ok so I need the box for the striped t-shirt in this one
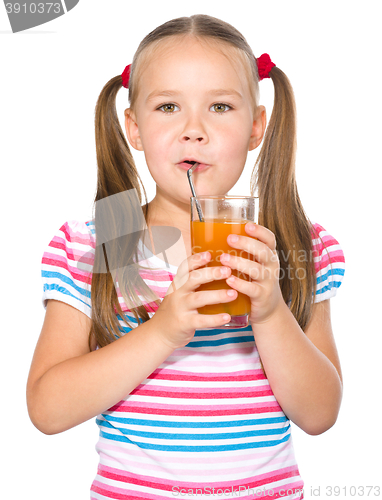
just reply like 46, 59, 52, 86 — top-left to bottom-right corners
41, 220, 345, 500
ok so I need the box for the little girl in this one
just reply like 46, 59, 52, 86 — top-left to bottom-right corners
28, 14, 345, 500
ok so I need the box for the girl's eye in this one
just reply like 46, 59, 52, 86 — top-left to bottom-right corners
211, 103, 231, 113
158, 103, 179, 113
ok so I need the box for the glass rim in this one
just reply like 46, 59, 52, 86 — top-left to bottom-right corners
190, 195, 258, 200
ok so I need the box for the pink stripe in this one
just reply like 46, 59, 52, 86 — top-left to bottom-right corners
312, 222, 327, 237
312, 224, 342, 246
42, 255, 92, 284
115, 301, 160, 315
139, 270, 175, 281
151, 368, 264, 377
113, 284, 160, 311
315, 253, 345, 273
48, 236, 91, 259
315, 235, 338, 247
43, 249, 94, 270
129, 385, 273, 399
97, 463, 300, 490
107, 400, 282, 416
317, 254, 345, 266
142, 285, 167, 295
316, 250, 345, 262
132, 383, 271, 394
91, 480, 165, 500
61, 222, 95, 247
50, 234, 94, 253
311, 225, 345, 270
263, 482, 304, 499
148, 368, 266, 382
91, 481, 304, 500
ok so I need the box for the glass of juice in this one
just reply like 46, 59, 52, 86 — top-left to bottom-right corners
190, 196, 257, 329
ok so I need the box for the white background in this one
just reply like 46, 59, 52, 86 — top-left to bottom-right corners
1, 1, 381, 498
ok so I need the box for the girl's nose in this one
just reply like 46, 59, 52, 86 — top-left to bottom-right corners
179, 116, 209, 144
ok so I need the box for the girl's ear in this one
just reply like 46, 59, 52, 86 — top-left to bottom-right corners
249, 105, 267, 151
124, 109, 143, 151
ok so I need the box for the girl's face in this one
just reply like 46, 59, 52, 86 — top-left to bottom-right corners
125, 37, 266, 206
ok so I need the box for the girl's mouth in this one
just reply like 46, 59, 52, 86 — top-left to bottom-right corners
178, 160, 209, 171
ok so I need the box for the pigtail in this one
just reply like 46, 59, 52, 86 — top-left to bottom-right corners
251, 67, 316, 331
89, 76, 161, 349
94, 76, 142, 201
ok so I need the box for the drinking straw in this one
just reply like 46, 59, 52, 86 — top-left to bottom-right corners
187, 163, 205, 222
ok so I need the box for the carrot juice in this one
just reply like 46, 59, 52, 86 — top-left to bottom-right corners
191, 219, 255, 316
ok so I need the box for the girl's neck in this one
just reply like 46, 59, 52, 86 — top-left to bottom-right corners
145, 194, 190, 235
143, 194, 192, 264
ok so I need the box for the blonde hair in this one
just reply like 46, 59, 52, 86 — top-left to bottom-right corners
90, 14, 316, 349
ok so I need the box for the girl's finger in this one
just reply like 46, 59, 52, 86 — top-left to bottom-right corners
220, 255, 268, 281
168, 252, 211, 294
244, 223, 277, 252
192, 287, 238, 309
176, 251, 211, 282
226, 232, 276, 266
226, 274, 262, 300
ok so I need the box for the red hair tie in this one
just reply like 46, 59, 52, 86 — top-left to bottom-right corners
256, 53, 276, 81
121, 54, 275, 88
121, 64, 131, 88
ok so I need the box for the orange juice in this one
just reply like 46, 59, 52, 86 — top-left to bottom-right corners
191, 219, 254, 316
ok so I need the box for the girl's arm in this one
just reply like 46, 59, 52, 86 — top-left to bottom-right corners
221, 223, 343, 435
251, 298, 343, 435
28, 250, 237, 435
27, 299, 175, 435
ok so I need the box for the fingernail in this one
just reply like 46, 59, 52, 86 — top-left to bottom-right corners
221, 253, 230, 262
247, 223, 256, 231
229, 235, 238, 243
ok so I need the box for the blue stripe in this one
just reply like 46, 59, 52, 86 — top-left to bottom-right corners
98, 430, 291, 452
316, 267, 345, 285
116, 314, 149, 333
195, 325, 252, 336
117, 313, 137, 322
115, 324, 133, 334
194, 325, 252, 337
187, 336, 254, 348
42, 270, 91, 298
97, 418, 290, 440
85, 220, 95, 234
101, 415, 287, 428
316, 281, 343, 295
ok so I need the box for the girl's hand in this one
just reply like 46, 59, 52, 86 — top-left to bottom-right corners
220, 223, 283, 325
150, 252, 237, 350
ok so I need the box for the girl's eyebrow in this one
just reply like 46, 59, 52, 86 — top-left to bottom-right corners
208, 88, 243, 99
145, 88, 243, 103
146, 90, 180, 103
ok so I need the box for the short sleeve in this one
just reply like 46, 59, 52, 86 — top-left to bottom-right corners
41, 220, 95, 318
311, 223, 345, 303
